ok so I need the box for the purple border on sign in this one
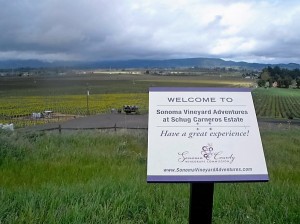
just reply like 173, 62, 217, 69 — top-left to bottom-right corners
147, 175, 269, 183
149, 87, 251, 92
147, 86, 267, 183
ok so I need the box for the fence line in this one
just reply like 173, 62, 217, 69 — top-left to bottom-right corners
40, 124, 148, 133
1, 115, 81, 128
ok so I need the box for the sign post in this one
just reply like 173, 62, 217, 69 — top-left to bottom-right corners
189, 183, 214, 224
147, 87, 269, 222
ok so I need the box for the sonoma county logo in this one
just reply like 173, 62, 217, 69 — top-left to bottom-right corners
201, 144, 214, 160
178, 143, 235, 164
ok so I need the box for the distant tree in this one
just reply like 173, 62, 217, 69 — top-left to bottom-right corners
268, 77, 275, 87
296, 79, 300, 89
283, 76, 292, 88
257, 79, 266, 87
260, 66, 300, 88
273, 66, 281, 77
277, 78, 284, 88
260, 70, 270, 81
292, 69, 300, 79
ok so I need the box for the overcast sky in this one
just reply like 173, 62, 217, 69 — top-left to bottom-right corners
0, 0, 300, 64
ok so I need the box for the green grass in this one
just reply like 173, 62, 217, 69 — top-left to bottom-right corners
253, 87, 300, 97
0, 129, 299, 223
213, 130, 300, 223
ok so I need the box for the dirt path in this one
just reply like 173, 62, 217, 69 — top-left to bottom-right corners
23, 113, 300, 132
25, 114, 148, 131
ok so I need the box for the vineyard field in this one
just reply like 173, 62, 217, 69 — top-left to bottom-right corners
252, 88, 300, 119
0, 93, 148, 127
0, 73, 254, 127
1, 73, 300, 127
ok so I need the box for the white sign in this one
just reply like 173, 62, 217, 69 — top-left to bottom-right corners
147, 87, 269, 182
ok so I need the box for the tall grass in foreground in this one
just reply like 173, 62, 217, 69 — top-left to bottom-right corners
0, 129, 299, 223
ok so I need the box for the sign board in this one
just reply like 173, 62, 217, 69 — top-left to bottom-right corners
147, 87, 269, 182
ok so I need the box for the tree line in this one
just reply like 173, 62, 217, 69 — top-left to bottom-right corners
258, 66, 300, 88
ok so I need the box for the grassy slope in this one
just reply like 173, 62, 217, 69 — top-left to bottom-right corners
0, 129, 299, 223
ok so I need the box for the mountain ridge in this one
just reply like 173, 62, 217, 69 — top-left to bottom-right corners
0, 57, 299, 70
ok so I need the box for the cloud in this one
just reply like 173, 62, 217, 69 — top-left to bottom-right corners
0, 0, 299, 63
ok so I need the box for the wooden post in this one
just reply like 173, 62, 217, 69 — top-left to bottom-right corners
189, 183, 214, 224
86, 90, 90, 115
